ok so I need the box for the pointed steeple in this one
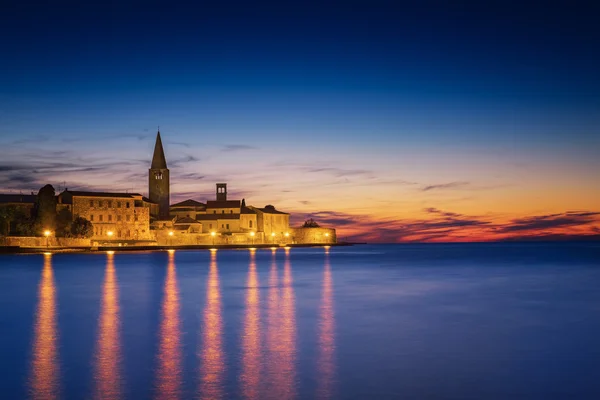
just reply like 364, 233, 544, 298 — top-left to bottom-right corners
151, 130, 168, 169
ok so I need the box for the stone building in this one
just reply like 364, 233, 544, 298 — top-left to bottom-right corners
0, 194, 37, 217
57, 191, 154, 241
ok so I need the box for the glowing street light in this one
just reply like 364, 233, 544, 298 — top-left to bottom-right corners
211, 231, 216, 245
107, 231, 114, 237
169, 231, 174, 236
44, 230, 51, 248
271, 231, 276, 244
168, 231, 174, 247
250, 231, 255, 245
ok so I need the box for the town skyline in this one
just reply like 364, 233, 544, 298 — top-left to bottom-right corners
1, 2, 599, 242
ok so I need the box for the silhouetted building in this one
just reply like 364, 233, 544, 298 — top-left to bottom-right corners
149, 130, 170, 220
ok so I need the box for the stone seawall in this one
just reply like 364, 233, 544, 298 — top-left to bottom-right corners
154, 231, 266, 246
0, 236, 91, 248
290, 227, 337, 244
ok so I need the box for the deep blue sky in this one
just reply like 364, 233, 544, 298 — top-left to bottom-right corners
1, 1, 599, 241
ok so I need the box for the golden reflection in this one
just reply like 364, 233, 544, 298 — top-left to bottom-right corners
93, 252, 122, 400
317, 252, 335, 399
155, 251, 182, 399
241, 249, 261, 399
267, 245, 296, 398
29, 253, 60, 400
199, 249, 224, 399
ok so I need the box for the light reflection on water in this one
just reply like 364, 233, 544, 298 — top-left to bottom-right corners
279, 247, 298, 398
29, 253, 60, 400
199, 249, 225, 399
154, 251, 182, 399
5, 244, 599, 399
93, 251, 122, 400
241, 249, 261, 399
317, 249, 335, 399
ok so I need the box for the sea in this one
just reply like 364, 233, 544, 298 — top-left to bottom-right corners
0, 242, 599, 399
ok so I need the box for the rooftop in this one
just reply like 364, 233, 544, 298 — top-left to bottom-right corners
171, 199, 206, 208
0, 194, 37, 204
206, 200, 241, 209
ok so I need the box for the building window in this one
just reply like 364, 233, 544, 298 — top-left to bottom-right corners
99, 215, 103, 222
126, 202, 130, 208
108, 201, 113, 208
117, 201, 121, 208
126, 215, 130, 222
108, 215, 112, 222
209, 224, 212, 229
117, 215, 121, 222
99, 201, 103, 207
90, 214, 94, 222
135, 215, 138, 222
213, 210, 216, 214
226, 224, 229, 230
221, 210, 224, 214
90, 200, 94, 207
230, 210, 233, 214
117, 230, 121, 238
249, 220, 252, 228
127, 230, 131, 237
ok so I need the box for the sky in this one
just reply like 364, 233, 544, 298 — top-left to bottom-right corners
1, 1, 599, 242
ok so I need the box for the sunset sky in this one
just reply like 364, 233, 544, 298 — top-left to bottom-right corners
1, 2, 598, 242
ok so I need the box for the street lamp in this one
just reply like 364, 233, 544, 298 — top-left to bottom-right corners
107, 231, 113, 238
271, 232, 276, 244
44, 230, 51, 248
250, 231, 255, 245
211, 231, 216, 245
169, 231, 174, 247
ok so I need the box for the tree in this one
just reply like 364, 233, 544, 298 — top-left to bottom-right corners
55, 208, 73, 237
71, 216, 94, 238
34, 184, 57, 234
302, 218, 320, 228
0, 206, 18, 235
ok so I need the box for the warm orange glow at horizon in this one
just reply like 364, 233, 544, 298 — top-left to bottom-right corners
199, 249, 224, 399
154, 251, 182, 399
241, 249, 261, 398
93, 252, 122, 399
317, 252, 335, 399
29, 253, 60, 400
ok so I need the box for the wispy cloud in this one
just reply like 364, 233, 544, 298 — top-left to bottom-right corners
422, 181, 470, 191
496, 211, 600, 233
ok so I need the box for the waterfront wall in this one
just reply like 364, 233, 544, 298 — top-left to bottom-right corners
154, 231, 266, 246
291, 227, 337, 244
0, 236, 91, 248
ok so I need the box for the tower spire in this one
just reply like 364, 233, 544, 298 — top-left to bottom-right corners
151, 130, 168, 169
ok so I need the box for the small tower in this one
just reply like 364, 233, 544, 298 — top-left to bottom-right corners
149, 130, 170, 219
216, 183, 227, 201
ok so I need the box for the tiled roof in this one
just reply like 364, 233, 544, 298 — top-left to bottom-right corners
206, 200, 241, 209
0, 194, 37, 204
171, 199, 206, 208
174, 216, 201, 224
195, 214, 241, 221
241, 206, 256, 214
257, 205, 289, 215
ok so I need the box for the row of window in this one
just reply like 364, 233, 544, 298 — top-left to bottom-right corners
212, 210, 234, 214
89, 200, 131, 208
89, 214, 138, 222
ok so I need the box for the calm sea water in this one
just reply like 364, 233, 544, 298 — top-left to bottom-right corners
1, 243, 599, 399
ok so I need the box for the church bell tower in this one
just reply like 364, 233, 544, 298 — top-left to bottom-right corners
149, 130, 170, 220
